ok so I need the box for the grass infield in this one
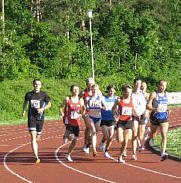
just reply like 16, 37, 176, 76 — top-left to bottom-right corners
154, 127, 181, 157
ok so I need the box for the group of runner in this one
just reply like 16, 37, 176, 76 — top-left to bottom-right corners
22, 78, 170, 164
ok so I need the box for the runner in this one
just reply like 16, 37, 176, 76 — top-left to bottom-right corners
100, 85, 117, 159
85, 84, 106, 157
59, 85, 85, 162
137, 82, 150, 150
147, 80, 170, 161
22, 79, 51, 163
79, 78, 95, 154
112, 85, 138, 163
132, 79, 147, 160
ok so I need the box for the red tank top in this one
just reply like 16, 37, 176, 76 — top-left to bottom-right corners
83, 89, 92, 101
119, 97, 133, 121
63, 97, 81, 126
83, 89, 92, 114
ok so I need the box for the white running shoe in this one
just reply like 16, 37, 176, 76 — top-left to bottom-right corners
132, 154, 137, 160
83, 147, 90, 154
104, 152, 111, 159
99, 142, 105, 151
65, 154, 73, 162
118, 156, 125, 163
161, 153, 168, 161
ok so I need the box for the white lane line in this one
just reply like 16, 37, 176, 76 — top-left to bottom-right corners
3, 142, 33, 183
109, 154, 181, 180
55, 137, 181, 182
125, 162, 181, 180
3, 135, 60, 183
55, 142, 117, 183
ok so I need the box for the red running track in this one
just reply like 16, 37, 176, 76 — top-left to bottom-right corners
0, 107, 181, 183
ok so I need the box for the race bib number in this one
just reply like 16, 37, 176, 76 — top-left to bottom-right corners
31, 100, 40, 109
89, 100, 101, 108
122, 107, 132, 115
71, 111, 80, 119
158, 104, 168, 112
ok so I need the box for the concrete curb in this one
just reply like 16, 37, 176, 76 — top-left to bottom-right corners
146, 139, 181, 162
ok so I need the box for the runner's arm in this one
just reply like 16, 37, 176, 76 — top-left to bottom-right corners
59, 97, 69, 117
22, 100, 28, 117
80, 98, 86, 117
112, 99, 120, 121
147, 91, 157, 112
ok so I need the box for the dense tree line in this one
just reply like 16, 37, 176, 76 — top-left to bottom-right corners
0, 0, 180, 90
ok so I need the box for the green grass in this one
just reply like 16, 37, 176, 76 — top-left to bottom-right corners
0, 78, 85, 126
0, 77, 181, 126
154, 128, 181, 157
0, 76, 128, 126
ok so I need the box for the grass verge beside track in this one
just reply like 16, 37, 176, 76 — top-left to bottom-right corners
154, 127, 181, 157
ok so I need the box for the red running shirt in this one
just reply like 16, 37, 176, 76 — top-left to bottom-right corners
63, 98, 81, 126
83, 89, 92, 101
83, 89, 92, 114
119, 97, 133, 121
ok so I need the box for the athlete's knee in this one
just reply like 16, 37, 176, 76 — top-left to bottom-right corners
69, 134, 75, 141
117, 137, 123, 143
92, 131, 96, 136
132, 135, 137, 141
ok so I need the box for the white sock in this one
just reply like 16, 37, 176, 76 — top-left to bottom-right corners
92, 134, 97, 150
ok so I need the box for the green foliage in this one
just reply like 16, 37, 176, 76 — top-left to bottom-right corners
0, 78, 86, 125
0, 0, 180, 91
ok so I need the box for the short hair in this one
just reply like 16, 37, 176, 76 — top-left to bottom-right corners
33, 78, 41, 85
134, 78, 142, 84
70, 85, 79, 92
91, 83, 99, 89
158, 79, 167, 85
122, 84, 132, 92
107, 85, 116, 92
86, 77, 94, 84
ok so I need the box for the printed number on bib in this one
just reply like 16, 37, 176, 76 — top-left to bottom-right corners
158, 104, 167, 112
31, 100, 40, 109
122, 107, 132, 116
71, 111, 80, 119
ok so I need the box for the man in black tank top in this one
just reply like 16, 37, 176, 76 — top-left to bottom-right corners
22, 79, 51, 163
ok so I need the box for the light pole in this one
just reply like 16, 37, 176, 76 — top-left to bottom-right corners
2, 0, 5, 34
88, 10, 95, 81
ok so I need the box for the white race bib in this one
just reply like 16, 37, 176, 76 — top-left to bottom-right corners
71, 111, 80, 119
31, 100, 40, 109
122, 107, 132, 116
158, 104, 167, 112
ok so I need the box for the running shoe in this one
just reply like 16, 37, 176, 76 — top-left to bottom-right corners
161, 153, 168, 161
138, 146, 145, 152
65, 154, 73, 162
99, 142, 105, 151
118, 156, 125, 163
35, 158, 40, 164
104, 152, 111, 159
83, 147, 90, 154
132, 154, 137, 160
93, 150, 97, 157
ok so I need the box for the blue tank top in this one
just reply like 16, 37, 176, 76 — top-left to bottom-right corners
87, 96, 102, 118
101, 96, 117, 121
153, 92, 168, 120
